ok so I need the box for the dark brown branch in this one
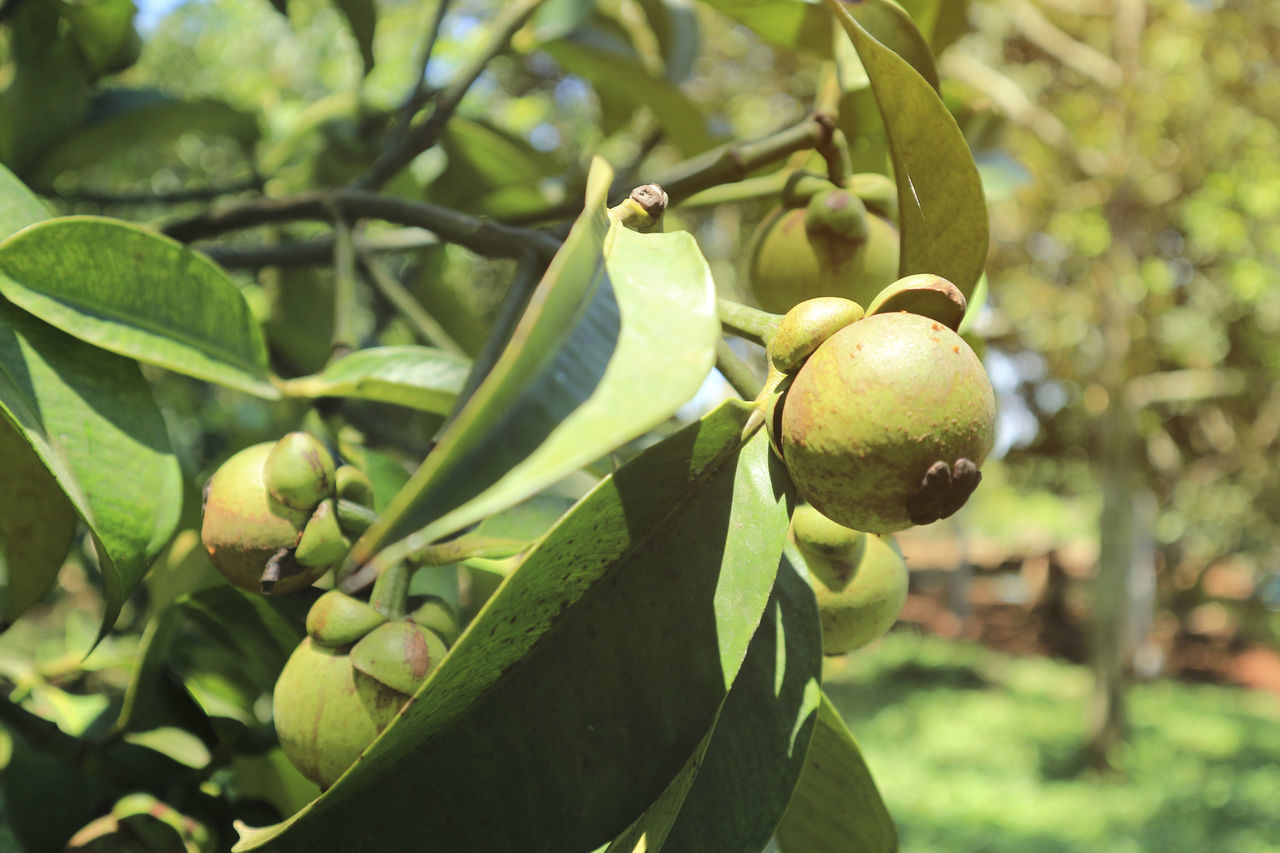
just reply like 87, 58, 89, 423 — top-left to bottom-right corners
162, 189, 562, 259
501, 111, 838, 226
42, 176, 263, 206
201, 228, 443, 269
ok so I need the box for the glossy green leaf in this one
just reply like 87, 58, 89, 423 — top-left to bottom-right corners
664, 554, 822, 851
0, 163, 50, 241
29, 90, 259, 186
611, 553, 822, 853
346, 157, 718, 574
429, 117, 566, 219
775, 689, 897, 853
698, 0, 832, 56
827, 0, 989, 299
332, 0, 376, 74
636, 0, 700, 81
542, 25, 718, 155
0, 301, 182, 641
117, 584, 309, 738
898, 0, 971, 55
280, 346, 469, 413
233, 400, 793, 852
845, 0, 939, 91
0, 216, 278, 397
0, 416, 77, 628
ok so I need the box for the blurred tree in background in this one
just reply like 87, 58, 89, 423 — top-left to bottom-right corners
946, 0, 1280, 761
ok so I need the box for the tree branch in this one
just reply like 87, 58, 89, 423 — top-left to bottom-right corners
162, 189, 562, 259
202, 227, 443, 269
355, 0, 546, 190
42, 177, 263, 206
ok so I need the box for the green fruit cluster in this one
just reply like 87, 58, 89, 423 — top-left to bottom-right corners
200, 432, 371, 595
273, 590, 459, 789
791, 504, 908, 655
766, 277, 996, 535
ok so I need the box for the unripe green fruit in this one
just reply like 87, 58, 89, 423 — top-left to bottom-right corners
263, 432, 335, 512
746, 189, 899, 314
802, 532, 908, 655
776, 312, 996, 534
790, 503, 866, 590
273, 637, 410, 789
200, 443, 325, 595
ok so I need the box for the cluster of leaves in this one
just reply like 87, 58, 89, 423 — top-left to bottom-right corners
1, 0, 992, 851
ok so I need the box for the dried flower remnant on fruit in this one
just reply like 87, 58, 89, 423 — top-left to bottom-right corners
904, 458, 983, 525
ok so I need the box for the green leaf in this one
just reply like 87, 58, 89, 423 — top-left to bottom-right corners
428, 117, 567, 218
663, 554, 823, 851
611, 553, 822, 852
826, 0, 989, 299
775, 689, 897, 853
331, 0, 376, 74
280, 346, 469, 413
29, 90, 259, 186
0, 300, 182, 642
844, 0, 939, 91
0, 416, 77, 628
635, 0, 700, 81
346, 157, 719, 573
233, 400, 794, 852
0, 217, 278, 398
62, 0, 141, 76
698, 0, 833, 56
542, 24, 718, 155
0, 163, 51, 241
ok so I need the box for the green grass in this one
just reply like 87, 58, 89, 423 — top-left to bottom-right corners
825, 631, 1280, 853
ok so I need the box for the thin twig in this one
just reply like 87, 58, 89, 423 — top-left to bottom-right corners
715, 337, 763, 400
395, 0, 453, 124
360, 251, 466, 354
202, 228, 442, 269
356, 0, 547, 190
331, 217, 359, 358
717, 297, 781, 347
655, 112, 836, 205
162, 189, 562, 259
41, 176, 264, 206
500, 111, 837, 226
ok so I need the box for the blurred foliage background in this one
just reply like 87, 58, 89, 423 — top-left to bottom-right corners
3, 0, 1280, 849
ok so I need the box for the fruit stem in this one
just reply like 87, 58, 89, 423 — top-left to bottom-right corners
815, 127, 853, 188
717, 297, 782, 347
715, 338, 763, 400
369, 559, 412, 620
330, 217, 359, 360
335, 499, 378, 538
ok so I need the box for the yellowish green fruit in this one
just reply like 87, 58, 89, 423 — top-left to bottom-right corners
804, 533, 908, 655
273, 637, 410, 789
200, 443, 323, 595
746, 188, 899, 314
789, 503, 866, 590
776, 312, 996, 534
